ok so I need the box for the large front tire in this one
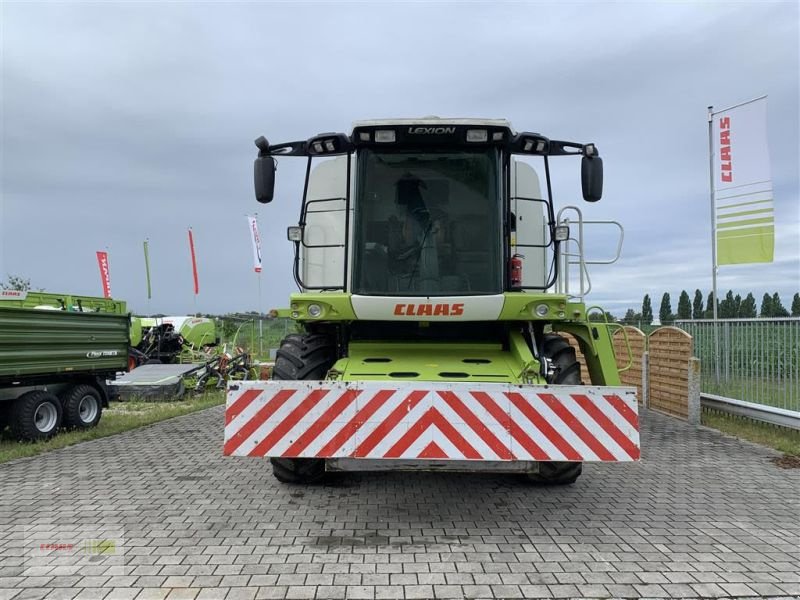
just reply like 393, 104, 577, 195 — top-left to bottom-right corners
270, 333, 335, 484
528, 333, 584, 485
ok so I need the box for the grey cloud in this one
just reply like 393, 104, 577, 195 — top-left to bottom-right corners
1, 1, 797, 315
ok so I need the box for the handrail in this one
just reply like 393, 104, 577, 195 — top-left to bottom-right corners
556, 205, 624, 302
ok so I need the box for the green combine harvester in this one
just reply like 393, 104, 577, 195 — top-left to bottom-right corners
223, 117, 640, 485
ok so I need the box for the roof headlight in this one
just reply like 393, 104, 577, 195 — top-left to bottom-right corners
466, 129, 488, 142
374, 130, 396, 143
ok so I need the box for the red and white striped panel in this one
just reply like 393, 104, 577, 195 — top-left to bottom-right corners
223, 382, 639, 462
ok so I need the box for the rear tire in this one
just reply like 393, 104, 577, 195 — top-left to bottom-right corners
528, 333, 583, 485
527, 461, 583, 485
10, 390, 63, 441
271, 456, 326, 484
61, 385, 103, 430
270, 333, 335, 484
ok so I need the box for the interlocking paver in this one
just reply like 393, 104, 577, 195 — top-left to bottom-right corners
1, 406, 798, 600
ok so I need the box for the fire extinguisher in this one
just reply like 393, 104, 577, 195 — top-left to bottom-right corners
510, 254, 524, 288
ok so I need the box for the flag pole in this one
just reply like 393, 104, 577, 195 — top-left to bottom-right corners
143, 239, 152, 313
708, 105, 721, 385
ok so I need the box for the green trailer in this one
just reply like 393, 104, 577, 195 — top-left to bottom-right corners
0, 305, 130, 440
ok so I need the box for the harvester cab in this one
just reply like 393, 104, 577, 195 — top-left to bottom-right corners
227, 118, 639, 485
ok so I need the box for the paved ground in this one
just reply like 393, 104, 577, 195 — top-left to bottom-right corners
0, 406, 798, 600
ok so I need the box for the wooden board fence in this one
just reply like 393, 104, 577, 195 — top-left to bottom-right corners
648, 326, 693, 418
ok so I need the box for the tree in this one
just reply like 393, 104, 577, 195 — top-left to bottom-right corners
659, 292, 673, 324
719, 290, 735, 318
704, 291, 716, 319
641, 294, 653, 325
772, 292, 789, 317
676, 290, 691, 320
740, 293, 757, 318
1, 275, 32, 291
792, 293, 800, 317
734, 294, 742, 318
589, 312, 616, 322
692, 289, 704, 319
760, 293, 773, 317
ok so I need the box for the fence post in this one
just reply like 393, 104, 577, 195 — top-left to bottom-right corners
641, 351, 649, 409
688, 357, 701, 426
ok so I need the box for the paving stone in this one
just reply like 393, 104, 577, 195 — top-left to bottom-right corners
0, 406, 797, 600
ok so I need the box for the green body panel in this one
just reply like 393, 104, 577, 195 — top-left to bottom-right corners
129, 318, 143, 347
286, 292, 580, 323
285, 293, 621, 387
288, 293, 357, 320
331, 331, 544, 384
0, 306, 130, 381
180, 319, 218, 347
0, 291, 127, 314
554, 322, 621, 386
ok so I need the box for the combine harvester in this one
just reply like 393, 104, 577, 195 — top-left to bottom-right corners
224, 118, 639, 484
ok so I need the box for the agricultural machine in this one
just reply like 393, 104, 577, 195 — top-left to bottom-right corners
0, 293, 129, 440
130, 316, 219, 366
224, 118, 639, 484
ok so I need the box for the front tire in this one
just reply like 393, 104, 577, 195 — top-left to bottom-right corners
61, 385, 103, 430
270, 333, 335, 484
11, 390, 63, 441
528, 333, 584, 485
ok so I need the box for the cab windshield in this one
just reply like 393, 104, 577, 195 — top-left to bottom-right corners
352, 149, 502, 296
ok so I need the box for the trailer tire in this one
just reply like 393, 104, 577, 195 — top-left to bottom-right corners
10, 390, 63, 441
270, 333, 335, 483
527, 334, 583, 484
61, 385, 103, 430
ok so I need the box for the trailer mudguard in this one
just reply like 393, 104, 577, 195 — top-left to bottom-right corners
224, 381, 639, 462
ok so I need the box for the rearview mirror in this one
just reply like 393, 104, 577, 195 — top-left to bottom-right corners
581, 156, 603, 202
255, 155, 276, 203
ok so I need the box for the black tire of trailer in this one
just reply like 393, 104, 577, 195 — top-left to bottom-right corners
61, 384, 103, 430
527, 333, 584, 485
10, 390, 63, 441
270, 333, 336, 484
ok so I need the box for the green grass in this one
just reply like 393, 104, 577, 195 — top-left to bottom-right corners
702, 408, 800, 456
701, 377, 799, 411
0, 391, 224, 465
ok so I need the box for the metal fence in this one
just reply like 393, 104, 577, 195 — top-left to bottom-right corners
674, 318, 800, 412
217, 316, 295, 360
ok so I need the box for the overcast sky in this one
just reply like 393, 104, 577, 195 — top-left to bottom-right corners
2, 1, 798, 317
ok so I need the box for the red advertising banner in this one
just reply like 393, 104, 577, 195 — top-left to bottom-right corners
188, 229, 200, 295
96, 251, 112, 298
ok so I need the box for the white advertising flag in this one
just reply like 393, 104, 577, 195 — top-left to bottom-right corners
247, 215, 263, 273
711, 97, 774, 265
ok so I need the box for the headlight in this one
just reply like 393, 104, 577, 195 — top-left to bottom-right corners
534, 304, 549, 317
307, 304, 322, 318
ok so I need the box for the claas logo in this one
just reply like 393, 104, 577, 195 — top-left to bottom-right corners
393, 303, 464, 317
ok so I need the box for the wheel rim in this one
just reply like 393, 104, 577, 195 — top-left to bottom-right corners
34, 402, 58, 433
78, 395, 99, 424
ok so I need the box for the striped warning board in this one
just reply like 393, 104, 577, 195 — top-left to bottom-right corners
224, 382, 639, 462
